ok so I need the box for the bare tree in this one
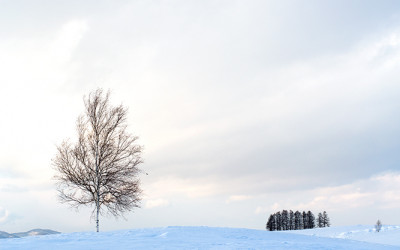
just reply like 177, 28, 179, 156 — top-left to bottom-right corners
375, 220, 382, 232
53, 89, 143, 232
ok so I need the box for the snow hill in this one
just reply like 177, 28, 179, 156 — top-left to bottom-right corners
0, 229, 59, 239
0, 231, 17, 239
0, 225, 399, 249
287, 224, 400, 247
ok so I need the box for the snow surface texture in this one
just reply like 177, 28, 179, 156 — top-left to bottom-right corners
287, 225, 400, 247
0, 226, 398, 250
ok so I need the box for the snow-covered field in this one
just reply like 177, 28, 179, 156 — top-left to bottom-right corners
288, 224, 400, 247
0, 225, 399, 249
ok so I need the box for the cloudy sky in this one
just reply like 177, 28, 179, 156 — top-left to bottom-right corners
1, 0, 400, 233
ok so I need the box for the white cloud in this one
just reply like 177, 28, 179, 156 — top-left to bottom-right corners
255, 202, 289, 215
1, 1, 400, 232
145, 199, 169, 209
226, 195, 252, 203
0, 207, 10, 223
49, 20, 89, 63
255, 203, 280, 215
254, 172, 400, 219
144, 176, 222, 199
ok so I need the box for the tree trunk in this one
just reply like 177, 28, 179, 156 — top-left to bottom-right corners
96, 201, 99, 232
95, 142, 100, 232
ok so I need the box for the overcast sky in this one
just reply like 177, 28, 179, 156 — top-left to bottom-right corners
1, 0, 400, 233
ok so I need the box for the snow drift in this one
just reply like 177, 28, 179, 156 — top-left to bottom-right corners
0, 225, 399, 249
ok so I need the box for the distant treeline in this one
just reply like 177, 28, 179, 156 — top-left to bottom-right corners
266, 210, 330, 231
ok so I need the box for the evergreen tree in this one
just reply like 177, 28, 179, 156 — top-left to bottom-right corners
276, 212, 282, 231
302, 211, 309, 229
322, 211, 330, 227
289, 210, 295, 230
307, 211, 315, 229
266, 214, 274, 231
294, 211, 302, 230
299, 212, 304, 229
281, 210, 289, 230
317, 212, 323, 228
271, 213, 277, 231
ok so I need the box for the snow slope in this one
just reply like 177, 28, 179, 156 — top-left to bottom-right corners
0, 226, 398, 250
287, 225, 400, 247
0, 232, 17, 239
1, 229, 60, 238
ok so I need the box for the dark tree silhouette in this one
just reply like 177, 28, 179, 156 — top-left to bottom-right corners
282, 210, 289, 230
294, 210, 302, 230
317, 212, 323, 228
289, 210, 295, 230
270, 214, 277, 231
307, 211, 315, 229
266, 210, 323, 231
322, 211, 330, 227
53, 89, 143, 232
303, 211, 309, 229
276, 211, 282, 231
266, 214, 275, 231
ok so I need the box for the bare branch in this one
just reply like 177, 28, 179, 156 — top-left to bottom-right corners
53, 88, 143, 232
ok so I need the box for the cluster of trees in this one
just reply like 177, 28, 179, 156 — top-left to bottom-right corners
266, 210, 330, 231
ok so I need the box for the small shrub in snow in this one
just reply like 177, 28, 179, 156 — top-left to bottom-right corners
375, 220, 382, 232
